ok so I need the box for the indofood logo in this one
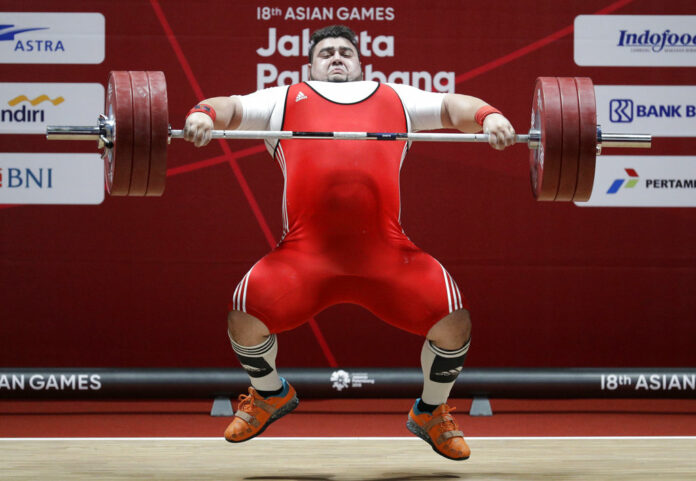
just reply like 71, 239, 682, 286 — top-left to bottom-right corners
617, 29, 696, 53
607, 168, 639, 194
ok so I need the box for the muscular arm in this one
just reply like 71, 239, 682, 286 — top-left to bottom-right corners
183, 96, 243, 147
441, 93, 487, 132
441, 93, 516, 150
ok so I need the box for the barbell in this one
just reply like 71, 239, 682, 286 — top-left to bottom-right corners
46, 71, 651, 201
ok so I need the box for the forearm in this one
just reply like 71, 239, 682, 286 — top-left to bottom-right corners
441, 93, 489, 133
441, 93, 515, 150
196, 96, 243, 130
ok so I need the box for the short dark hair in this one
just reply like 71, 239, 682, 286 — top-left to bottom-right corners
308, 25, 359, 63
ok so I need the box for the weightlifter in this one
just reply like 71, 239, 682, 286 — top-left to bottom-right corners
183, 24, 515, 461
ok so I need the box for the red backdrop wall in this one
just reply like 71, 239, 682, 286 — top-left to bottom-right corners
1, 0, 695, 369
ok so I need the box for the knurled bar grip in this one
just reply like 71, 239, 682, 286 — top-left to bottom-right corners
169, 129, 533, 143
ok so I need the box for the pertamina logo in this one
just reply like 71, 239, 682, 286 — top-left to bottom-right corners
606, 167, 696, 195
607, 168, 639, 194
0, 24, 62, 52
1, 94, 64, 124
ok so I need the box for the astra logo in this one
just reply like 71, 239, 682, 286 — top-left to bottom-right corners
0, 24, 64, 52
610, 99, 634, 122
617, 29, 696, 52
0, 24, 48, 41
607, 168, 639, 194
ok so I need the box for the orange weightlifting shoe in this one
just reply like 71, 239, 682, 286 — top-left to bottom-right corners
406, 400, 471, 461
224, 378, 299, 443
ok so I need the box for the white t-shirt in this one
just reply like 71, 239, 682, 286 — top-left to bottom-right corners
236, 81, 445, 152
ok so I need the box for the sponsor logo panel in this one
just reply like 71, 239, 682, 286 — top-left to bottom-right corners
0, 82, 104, 134
575, 15, 696, 66
595, 85, 696, 138
577, 156, 696, 207
0, 153, 104, 205
0, 12, 104, 64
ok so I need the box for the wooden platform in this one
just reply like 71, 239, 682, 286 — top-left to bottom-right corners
2, 437, 695, 480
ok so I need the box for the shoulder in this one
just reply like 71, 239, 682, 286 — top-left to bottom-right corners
237, 85, 289, 106
386, 82, 446, 102
385, 83, 445, 131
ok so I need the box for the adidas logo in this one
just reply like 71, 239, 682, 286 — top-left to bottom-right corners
434, 367, 463, 378
295, 91, 308, 102
240, 364, 266, 373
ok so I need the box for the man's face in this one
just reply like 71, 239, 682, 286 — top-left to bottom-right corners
309, 37, 362, 82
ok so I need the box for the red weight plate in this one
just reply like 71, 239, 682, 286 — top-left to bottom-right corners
555, 77, 580, 201
127, 71, 151, 196
146, 71, 168, 197
529, 77, 562, 201
573, 77, 597, 202
102, 71, 133, 196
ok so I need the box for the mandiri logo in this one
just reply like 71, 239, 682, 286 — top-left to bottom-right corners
607, 168, 640, 194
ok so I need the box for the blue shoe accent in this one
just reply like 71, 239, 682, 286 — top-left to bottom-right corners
412, 398, 424, 415
268, 377, 289, 398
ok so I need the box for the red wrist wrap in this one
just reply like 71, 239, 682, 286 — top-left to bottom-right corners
187, 103, 216, 122
475, 105, 502, 126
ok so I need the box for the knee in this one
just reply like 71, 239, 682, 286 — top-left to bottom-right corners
227, 310, 270, 346
426, 309, 471, 350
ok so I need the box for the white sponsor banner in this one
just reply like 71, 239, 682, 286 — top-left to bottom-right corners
0, 153, 104, 205
574, 15, 696, 66
0, 12, 105, 64
577, 156, 696, 207
0, 82, 104, 134
595, 85, 696, 138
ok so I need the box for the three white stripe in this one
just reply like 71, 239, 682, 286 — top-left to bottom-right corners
275, 145, 289, 237
232, 266, 255, 313
440, 264, 463, 313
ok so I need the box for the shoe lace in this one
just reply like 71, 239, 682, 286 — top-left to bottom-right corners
237, 388, 257, 413
438, 405, 459, 433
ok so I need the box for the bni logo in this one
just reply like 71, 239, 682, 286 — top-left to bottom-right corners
607, 168, 640, 194
609, 99, 634, 123
0, 166, 53, 190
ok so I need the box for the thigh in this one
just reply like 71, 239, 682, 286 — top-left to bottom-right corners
359, 248, 468, 336
230, 246, 332, 333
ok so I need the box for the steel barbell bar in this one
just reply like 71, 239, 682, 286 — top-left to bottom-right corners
44, 71, 652, 200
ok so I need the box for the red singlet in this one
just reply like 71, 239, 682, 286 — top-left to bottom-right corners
230, 82, 467, 336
